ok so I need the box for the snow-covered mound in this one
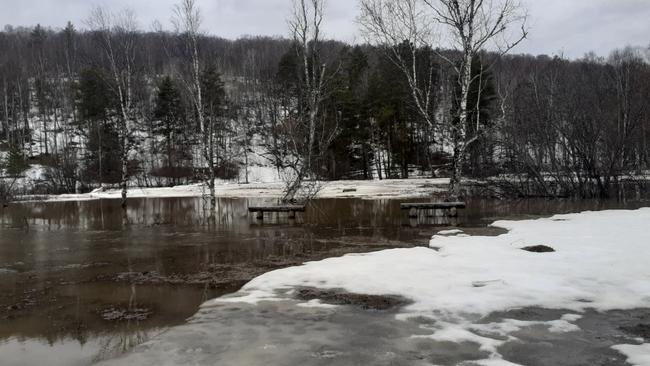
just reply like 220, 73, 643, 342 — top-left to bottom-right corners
211, 208, 650, 363
222, 209, 650, 313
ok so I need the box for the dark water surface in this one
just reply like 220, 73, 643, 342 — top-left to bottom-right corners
0, 195, 648, 365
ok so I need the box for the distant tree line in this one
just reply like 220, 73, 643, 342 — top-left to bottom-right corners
0, 1, 649, 202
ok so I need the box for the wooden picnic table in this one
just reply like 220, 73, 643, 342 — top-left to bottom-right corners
248, 205, 306, 220
400, 202, 466, 218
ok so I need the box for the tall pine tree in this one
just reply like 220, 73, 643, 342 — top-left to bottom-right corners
154, 76, 187, 170
77, 67, 121, 184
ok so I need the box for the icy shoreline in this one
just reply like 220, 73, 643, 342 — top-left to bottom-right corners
97, 208, 650, 365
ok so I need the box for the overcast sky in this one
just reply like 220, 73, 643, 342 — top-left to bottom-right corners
1, 0, 648, 59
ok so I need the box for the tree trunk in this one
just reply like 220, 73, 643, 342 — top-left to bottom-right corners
204, 125, 217, 212
244, 145, 249, 184
121, 132, 129, 209
448, 145, 465, 201
448, 50, 473, 201
283, 169, 304, 204
2, 80, 8, 143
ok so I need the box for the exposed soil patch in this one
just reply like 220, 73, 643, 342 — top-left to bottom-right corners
294, 287, 411, 311
109, 258, 306, 289
521, 245, 555, 253
621, 323, 650, 340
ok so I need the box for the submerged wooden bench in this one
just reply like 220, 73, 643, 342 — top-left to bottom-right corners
248, 205, 306, 220
401, 202, 466, 218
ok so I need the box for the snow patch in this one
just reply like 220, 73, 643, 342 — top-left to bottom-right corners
436, 229, 465, 236
210, 208, 650, 362
613, 344, 650, 366
296, 299, 340, 309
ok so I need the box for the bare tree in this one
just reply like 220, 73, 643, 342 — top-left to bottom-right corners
280, 0, 339, 203
87, 6, 139, 208
360, 0, 527, 200
359, 0, 438, 128
0, 176, 17, 207
172, 0, 217, 211
428, 0, 527, 199
290, 0, 326, 175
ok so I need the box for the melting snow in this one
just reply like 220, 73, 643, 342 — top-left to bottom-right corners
19, 177, 450, 202
613, 344, 650, 366
210, 208, 650, 363
96, 208, 650, 365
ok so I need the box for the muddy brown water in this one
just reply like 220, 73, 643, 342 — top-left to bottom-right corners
0, 195, 648, 365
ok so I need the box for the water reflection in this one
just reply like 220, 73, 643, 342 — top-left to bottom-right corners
0, 195, 648, 365
0, 328, 159, 366
0, 197, 436, 365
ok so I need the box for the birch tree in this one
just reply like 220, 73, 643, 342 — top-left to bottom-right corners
172, 0, 217, 211
360, 0, 527, 200
87, 7, 139, 208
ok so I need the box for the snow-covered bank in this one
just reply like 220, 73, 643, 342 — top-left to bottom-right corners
222, 208, 650, 313
98, 209, 650, 365
17, 178, 450, 202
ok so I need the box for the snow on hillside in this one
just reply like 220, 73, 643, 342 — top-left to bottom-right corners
1, 164, 48, 192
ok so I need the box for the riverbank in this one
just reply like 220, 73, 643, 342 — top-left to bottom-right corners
97, 208, 650, 366
15, 178, 452, 202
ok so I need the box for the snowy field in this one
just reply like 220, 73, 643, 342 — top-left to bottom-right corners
97, 209, 650, 366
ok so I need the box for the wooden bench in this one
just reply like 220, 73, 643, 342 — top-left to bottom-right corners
248, 205, 306, 220
400, 202, 466, 218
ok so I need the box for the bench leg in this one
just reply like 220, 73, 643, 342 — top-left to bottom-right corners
256, 211, 264, 220
409, 207, 418, 218
288, 211, 296, 219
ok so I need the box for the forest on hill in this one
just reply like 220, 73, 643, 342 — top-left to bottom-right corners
1, 0, 649, 205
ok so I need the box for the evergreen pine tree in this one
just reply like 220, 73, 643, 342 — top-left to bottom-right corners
77, 67, 120, 184
328, 46, 372, 179
199, 65, 227, 184
366, 48, 418, 179
5, 144, 28, 177
154, 76, 186, 170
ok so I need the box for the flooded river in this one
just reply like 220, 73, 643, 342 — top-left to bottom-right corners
0, 195, 648, 365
